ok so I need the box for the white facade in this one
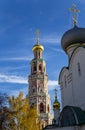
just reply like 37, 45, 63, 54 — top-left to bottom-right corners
59, 46, 85, 110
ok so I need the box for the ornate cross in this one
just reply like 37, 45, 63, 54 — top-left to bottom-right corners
54, 88, 57, 97
35, 29, 40, 44
69, 4, 80, 26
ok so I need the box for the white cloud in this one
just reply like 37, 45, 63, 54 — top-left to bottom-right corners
0, 74, 61, 99
0, 56, 33, 61
48, 80, 59, 91
0, 73, 60, 95
0, 74, 59, 87
0, 74, 28, 84
48, 80, 58, 86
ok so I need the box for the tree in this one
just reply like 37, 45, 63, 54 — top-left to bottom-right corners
8, 92, 39, 130
0, 93, 8, 109
0, 93, 9, 130
0, 92, 42, 130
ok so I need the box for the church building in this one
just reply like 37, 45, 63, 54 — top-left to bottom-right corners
28, 31, 53, 127
43, 4, 85, 130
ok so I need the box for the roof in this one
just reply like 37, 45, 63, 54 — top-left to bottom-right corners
61, 26, 85, 52
32, 44, 44, 52
58, 106, 85, 127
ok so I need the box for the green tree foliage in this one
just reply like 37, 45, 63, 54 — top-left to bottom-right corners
0, 92, 43, 130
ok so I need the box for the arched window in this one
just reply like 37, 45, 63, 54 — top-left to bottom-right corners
34, 52, 37, 58
34, 63, 36, 72
47, 105, 50, 112
39, 52, 40, 58
40, 103, 44, 113
39, 64, 42, 71
32, 88, 35, 93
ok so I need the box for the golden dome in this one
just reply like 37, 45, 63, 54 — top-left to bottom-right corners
32, 44, 44, 52
53, 99, 60, 110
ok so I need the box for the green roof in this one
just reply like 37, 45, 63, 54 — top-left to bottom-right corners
71, 106, 85, 125
59, 106, 85, 127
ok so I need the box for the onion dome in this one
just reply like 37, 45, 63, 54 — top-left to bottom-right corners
32, 30, 44, 52
53, 96, 60, 110
61, 26, 85, 52
32, 44, 44, 52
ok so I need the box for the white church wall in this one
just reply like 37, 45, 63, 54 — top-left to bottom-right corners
59, 68, 74, 108
59, 47, 85, 110
71, 47, 85, 110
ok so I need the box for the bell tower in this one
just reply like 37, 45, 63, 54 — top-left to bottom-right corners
28, 31, 52, 124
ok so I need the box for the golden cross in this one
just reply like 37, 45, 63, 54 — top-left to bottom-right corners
54, 88, 57, 97
35, 29, 40, 44
69, 4, 80, 26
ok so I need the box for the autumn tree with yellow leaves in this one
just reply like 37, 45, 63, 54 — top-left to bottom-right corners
0, 92, 41, 130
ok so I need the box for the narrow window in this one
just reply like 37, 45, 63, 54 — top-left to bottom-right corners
47, 105, 49, 112
39, 52, 40, 58
77, 62, 81, 76
34, 63, 36, 71
40, 103, 44, 113
39, 64, 42, 71
32, 88, 35, 93
64, 75, 67, 87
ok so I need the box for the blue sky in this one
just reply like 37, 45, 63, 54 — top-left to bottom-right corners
0, 0, 85, 109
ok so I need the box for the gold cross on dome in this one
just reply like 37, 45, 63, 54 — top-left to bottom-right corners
54, 88, 57, 97
35, 29, 40, 44
69, 4, 80, 26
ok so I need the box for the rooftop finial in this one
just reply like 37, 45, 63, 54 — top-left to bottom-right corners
69, 4, 80, 26
54, 88, 57, 99
35, 29, 40, 44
